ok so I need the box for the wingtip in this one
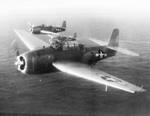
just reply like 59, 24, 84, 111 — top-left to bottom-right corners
129, 88, 146, 94
132, 53, 140, 57
14, 29, 17, 32
130, 51, 140, 57
140, 88, 146, 92
14, 29, 18, 34
134, 87, 146, 93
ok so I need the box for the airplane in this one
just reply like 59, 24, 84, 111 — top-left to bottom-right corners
14, 28, 146, 94
28, 20, 66, 35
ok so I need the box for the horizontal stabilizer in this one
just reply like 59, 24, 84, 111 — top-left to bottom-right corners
53, 62, 145, 93
108, 46, 139, 56
90, 38, 139, 56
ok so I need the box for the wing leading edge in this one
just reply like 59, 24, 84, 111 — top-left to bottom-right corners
14, 29, 49, 51
53, 62, 145, 93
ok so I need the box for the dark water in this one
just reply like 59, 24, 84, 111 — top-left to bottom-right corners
0, 16, 150, 116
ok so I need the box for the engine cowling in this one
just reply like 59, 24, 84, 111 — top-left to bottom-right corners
31, 27, 41, 34
15, 51, 55, 74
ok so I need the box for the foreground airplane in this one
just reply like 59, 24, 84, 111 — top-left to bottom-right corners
28, 20, 66, 35
14, 28, 146, 93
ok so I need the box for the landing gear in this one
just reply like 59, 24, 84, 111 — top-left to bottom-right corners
105, 85, 108, 92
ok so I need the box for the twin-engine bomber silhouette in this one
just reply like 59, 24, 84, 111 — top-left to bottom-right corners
14, 25, 146, 93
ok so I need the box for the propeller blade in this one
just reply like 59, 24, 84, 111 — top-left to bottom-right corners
27, 22, 34, 28
10, 39, 20, 56
16, 49, 20, 56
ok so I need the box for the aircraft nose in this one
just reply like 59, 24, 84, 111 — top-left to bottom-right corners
14, 55, 26, 72
15, 58, 23, 66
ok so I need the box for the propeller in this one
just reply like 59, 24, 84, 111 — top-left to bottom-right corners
27, 22, 35, 28
27, 22, 35, 32
10, 39, 20, 56
7, 39, 20, 68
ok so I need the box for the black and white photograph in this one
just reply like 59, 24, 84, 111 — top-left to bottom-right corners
0, 0, 149, 115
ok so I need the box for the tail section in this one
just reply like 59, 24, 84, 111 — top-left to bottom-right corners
62, 20, 66, 28
73, 32, 77, 38
108, 28, 119, 47
89, 28, 139, 56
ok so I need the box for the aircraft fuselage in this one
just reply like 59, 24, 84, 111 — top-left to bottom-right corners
32, 26, 65, 34
16, 45, 116, 74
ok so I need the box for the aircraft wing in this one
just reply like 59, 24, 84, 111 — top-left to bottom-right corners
53, 62, 145, 93
14, 30, 49, 51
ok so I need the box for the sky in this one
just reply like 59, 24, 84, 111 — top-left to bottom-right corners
0, 0, 150, 36
0, 0, 150, 21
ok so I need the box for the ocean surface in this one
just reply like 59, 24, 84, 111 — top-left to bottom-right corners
0, 17, 150, 116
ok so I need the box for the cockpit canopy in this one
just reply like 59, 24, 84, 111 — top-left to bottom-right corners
49, 35, 79, 50
63, 40, 79, 50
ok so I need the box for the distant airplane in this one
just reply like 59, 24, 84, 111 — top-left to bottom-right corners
28, 20, 66, 35
14, 28, 146, 93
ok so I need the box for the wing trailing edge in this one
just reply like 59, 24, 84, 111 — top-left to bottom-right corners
53, 62, 145, 93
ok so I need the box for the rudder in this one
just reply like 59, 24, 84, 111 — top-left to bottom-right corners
62, 20, 66, 28
108, 28, 119, 47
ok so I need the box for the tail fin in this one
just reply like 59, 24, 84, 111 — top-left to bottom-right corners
108, 28, 119, 47
73, 32, 77, 38
62, 20, 66, 28
89, 29, 139, 56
